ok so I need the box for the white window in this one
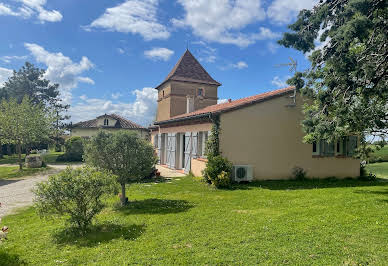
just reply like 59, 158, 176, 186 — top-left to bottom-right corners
197, 131, 209, 158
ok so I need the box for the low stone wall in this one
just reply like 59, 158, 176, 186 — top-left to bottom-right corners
191, 158, 207, 177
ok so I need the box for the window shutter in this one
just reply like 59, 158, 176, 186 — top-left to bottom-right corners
171, 133, 176, 169
192, 132, 198, 158
198, 132, 203, 157
184, 132, 192, 174
157, 134, 162, 164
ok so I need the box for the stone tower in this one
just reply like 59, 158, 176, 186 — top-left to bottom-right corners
155, 50, 221, 122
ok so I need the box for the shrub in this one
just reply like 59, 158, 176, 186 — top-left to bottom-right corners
291, 166, 307, 180
33, 166, 117, 232
56, 137, 84, 162
203, 155, 233, 188
212, 171, 231, 188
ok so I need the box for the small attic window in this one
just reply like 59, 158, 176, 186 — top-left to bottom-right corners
198, 88, 204, 96
104, 119, 109, 126
162, 90, 165, 98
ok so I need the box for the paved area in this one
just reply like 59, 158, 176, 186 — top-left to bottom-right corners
156, 165, 186, 178
0, 164, 81, 218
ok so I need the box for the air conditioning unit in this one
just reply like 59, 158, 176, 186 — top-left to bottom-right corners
233, 165, 253, 182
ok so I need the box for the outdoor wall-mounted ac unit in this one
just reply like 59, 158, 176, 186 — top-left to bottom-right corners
233, 165, 253, 182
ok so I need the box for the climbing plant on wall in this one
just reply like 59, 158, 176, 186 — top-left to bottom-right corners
206, 115, 220, 158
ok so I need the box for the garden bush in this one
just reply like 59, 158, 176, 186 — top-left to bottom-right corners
291, 166, 307, 180
203, 155, 233, 188
33, 166, 117, 232
212, 171, 231, 188
57, 136, 84, 162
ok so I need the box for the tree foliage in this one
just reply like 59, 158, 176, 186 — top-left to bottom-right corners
0, 97, 53, 169
34, 166, 117, 232
0, 62, 70, 147
279, 0, 387, 145
84, 131, 157, 205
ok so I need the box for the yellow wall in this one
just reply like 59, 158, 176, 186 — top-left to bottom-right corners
191, 158, 207, 177
219, 94, 360, 179
71, 128, 149, 139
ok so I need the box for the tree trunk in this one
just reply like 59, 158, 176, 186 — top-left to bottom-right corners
120, 183, 127, 206
17, 142, 22, 170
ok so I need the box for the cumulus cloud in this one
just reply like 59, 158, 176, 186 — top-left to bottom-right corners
144, 48, 174, 61
0, 0, 62, 22
24, 43, 94, 103
271, 75, 291, 88
70, 87, 158, 126
0, 67, 13, 86
111, 92, 122, 100
86, 0, 170, 41
172, 0, 279, 47
267, 0, 318, 24
231, 61, 248, 69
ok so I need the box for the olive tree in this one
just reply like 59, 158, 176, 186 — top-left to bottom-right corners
34, 166, 117, 232
84, 130, 157, 206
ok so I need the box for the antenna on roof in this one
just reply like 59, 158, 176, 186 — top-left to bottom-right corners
275, 57, 297, 107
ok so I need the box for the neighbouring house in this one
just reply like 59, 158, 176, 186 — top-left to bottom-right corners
150, 49, 360, 179
71, 114, 149, 139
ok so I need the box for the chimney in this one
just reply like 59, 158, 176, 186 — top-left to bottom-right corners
186, 96, 194, 113
228, 99, 232, 103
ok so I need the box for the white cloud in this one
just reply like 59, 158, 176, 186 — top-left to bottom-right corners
117, 48, 125, 54
231, 61, 248, 69
0, 0, 62, 22
144, 48, 174, 61
0, 67, 13, 86
173, 0, 278, 47
70, 87, 158, 126
111, 92, 122, 100
271, 75, 291, 88
267, 42, 279, 54
193, 41, 217, 63
267, 0, 318, 24
87, 0, 170, 41
218, 98, 229, 104
24, 43, 94, 104
1, 55, 28, 63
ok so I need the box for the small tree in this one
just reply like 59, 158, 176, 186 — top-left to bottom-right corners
0, 97, 53, 169
84, 130, 157, 206
57, 137, 84, 162
33, 166, 117, 232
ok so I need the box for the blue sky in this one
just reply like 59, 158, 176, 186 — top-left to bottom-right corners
0, 0, 317, 126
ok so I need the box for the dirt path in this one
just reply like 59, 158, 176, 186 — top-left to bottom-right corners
0, 164, 81, 218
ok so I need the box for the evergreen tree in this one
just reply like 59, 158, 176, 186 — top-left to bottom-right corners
279, 0, 387, 146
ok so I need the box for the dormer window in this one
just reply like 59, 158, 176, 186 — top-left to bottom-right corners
104, 119, 109, 126
198, 88, 204, 97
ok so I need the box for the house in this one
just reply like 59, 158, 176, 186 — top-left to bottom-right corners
71, 114, 149, 139
150, 50, 360, 179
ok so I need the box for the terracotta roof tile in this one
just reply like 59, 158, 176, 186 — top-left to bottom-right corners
156, 50, 221, 89
73, 114, 145, 129
156, 86, 295, 124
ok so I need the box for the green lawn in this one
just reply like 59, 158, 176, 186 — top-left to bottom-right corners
1, 177, 387, 265
366, 162, 388, 178
369, 145, 388, 162
0, 166, 49, 180
0, 152, 65, 165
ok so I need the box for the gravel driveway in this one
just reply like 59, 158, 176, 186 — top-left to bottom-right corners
0, 164, 81, 218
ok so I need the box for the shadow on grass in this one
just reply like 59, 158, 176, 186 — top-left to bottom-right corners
117, 198, 194, 215
353, 188, 388, 203
52, 222, 145, 247
0, 250, 26, 266
228, 178, 388, 191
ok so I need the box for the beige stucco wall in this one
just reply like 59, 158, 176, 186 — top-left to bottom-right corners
219, 94, 360, 179
156, 81, 219, 122
191, 158, 207, 177
71, 128, 149, 139
151, 122, 212, 136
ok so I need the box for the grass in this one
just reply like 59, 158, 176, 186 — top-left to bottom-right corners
366, 162, 388, 178
369, 145, 388, 162
1, 176, 388, 265
0, 152, 65, 165
0, 166, 49, 180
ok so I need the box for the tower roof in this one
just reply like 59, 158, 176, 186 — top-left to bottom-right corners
155, 49, 221, 90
